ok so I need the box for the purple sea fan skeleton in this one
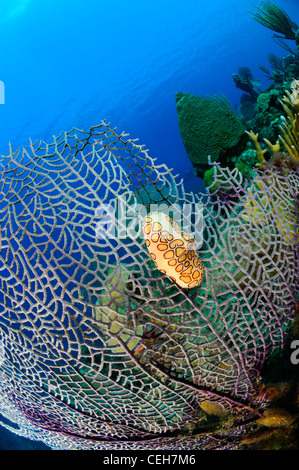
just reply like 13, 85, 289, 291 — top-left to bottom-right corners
0, 122, 297, 450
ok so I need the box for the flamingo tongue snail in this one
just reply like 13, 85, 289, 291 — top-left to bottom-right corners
142, 211, 205, 289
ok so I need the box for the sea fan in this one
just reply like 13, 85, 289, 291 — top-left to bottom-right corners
0, 122, 297, 449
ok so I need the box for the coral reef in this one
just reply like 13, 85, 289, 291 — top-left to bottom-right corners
0, 0, 297, 451
184, 4, 299, 187
239, 96, 257, 122
232, 67, 260, 101
199, 21, 299, 185
175, 56, 299, 183
175, 92, 246, 177
246, 79, 299, 171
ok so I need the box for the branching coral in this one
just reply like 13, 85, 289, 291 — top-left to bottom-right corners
245, 81, 299, 244
278, 79, 299, 159
247, 80, 299, 164
245, 130, 268, 166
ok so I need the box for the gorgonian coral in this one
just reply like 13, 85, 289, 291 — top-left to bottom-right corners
251, 1, 299, 47
0, 122, 297, 449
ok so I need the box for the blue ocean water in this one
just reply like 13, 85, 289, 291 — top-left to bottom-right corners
0, 0, 297, 450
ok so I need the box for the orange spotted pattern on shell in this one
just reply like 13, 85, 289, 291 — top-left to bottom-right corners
143, 211, 205, 289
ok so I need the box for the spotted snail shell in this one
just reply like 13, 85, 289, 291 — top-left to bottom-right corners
143, 211, 205, 289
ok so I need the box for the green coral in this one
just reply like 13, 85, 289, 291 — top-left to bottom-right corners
232, 149, 259, 180
175, 92, 246, 177
257, 92, 272, 113
256, 88, 280, 114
